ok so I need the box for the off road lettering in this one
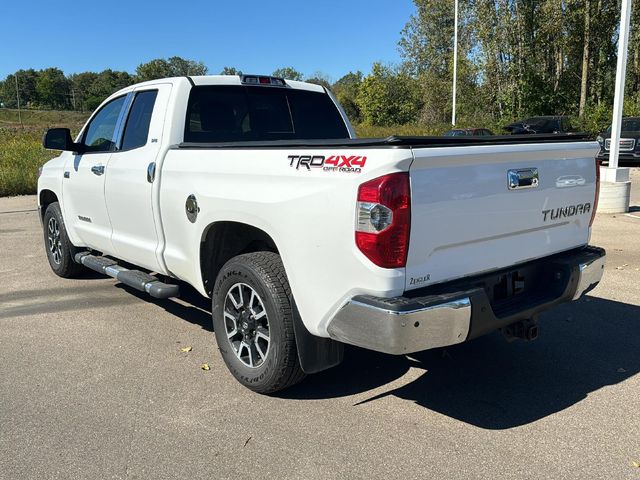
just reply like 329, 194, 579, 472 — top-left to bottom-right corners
288, 154, 367, 173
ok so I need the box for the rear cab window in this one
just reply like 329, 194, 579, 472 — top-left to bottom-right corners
184, 86, 350, 143
120, 90, 158, 150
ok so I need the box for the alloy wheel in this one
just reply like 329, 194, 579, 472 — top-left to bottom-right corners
224, 283, 270, 368
47, 217, 63, 265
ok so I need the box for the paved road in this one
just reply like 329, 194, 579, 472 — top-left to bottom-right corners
1, 173, 639, 480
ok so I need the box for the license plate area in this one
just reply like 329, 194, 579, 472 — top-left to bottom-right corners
486, 263, 567, 318
404, 257, 571, 320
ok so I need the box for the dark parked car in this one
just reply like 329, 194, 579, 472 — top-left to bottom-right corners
443, 128, 494, 136
504, 116, 574, 135
596, 117, 640, 164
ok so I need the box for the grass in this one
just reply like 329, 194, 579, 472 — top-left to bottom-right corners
0, 109, 88, 197
0, 108, 89, 129
0, 128, 57, 196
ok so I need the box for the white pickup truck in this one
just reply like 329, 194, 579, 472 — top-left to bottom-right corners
38, 75, 605, 393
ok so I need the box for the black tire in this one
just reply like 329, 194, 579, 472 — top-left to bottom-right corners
42, 202, 83, 278
212, 252, 305, 394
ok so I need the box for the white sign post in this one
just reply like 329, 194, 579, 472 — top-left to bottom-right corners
599, 0, 632, 212
608, 0, 631, 170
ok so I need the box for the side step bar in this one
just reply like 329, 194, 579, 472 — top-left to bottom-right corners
75, 253, 179, 299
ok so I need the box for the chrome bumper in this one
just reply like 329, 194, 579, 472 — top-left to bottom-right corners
572, 253, 606, 300
327, 246, 605, 355
327, 297, 471, 355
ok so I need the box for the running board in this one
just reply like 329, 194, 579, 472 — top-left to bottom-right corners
75, 253, 179, 299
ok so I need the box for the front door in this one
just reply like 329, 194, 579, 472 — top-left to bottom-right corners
62, 95, 128, 254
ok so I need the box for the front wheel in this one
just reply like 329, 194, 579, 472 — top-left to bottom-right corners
42, 202, 83, 278
212, 252, 305, 394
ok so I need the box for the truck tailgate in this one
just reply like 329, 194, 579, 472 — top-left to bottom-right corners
405, 141, 600, 291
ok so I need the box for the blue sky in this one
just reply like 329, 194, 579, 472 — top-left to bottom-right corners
0, 0, 416, 81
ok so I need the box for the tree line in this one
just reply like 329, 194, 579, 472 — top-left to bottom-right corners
2, 0, 640, 134
0, 57, 208, 112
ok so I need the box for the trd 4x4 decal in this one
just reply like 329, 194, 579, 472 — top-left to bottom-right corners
288, 155, 367, 173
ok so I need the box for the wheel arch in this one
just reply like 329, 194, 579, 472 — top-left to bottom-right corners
39, 189, 59, 223
199, 221, 279, 296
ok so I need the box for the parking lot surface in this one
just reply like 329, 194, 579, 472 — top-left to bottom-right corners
1, 170, 639, 480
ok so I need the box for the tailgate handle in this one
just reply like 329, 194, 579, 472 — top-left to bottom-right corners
508, 168, 539, 190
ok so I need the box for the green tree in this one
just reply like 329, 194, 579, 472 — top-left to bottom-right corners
305, 72, 332, 89
272, 67, 303, 81
83, 70, 134, 111
220, 66, 242, 75
399, 0, 480, 124
69, 72, 98, 111
0, 69, 39, 108
356, 63, 422, 126
469, 0, 620, 123
69, 69, 134, 111
135, 56, 208, 82
332, 71, 363, 123
36, 68, 71, 109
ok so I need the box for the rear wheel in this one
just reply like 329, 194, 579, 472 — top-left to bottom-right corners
212, 252, 305, 393
42, 202, 83, 278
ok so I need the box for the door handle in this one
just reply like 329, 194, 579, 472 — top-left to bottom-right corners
91, 165, 105, 176
147, 162, 156, 183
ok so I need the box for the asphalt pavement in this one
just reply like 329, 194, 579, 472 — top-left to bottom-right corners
0, 171, 639, 480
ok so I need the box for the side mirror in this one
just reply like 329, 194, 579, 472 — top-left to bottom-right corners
43, 128, 84, 153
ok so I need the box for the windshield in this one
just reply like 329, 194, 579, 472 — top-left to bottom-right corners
184, 85, 350, 142
524, 117, 548, 127
444, 130, 470, 136
606, 118, 640, 133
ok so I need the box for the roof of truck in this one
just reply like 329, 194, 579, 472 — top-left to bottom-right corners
109, 75, 326, 100
189, 75, 326, 93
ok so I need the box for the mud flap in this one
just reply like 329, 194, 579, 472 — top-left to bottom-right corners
291, 297, 344, 374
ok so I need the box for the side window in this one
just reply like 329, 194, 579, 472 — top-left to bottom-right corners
82, 96, 127, 153
120, 90, 158, 150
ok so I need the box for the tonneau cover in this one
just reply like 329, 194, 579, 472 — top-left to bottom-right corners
175, 133, 592, 150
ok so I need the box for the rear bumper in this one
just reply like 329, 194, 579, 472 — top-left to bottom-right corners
327, 246, 605, 355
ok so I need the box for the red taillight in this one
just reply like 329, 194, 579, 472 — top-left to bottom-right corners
590, 159, 600, 227
355, 173, 411, 268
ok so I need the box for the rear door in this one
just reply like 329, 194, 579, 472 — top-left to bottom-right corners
62, 95, 127, 253
104, 84, 172, 272
405, 141, 599, 291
